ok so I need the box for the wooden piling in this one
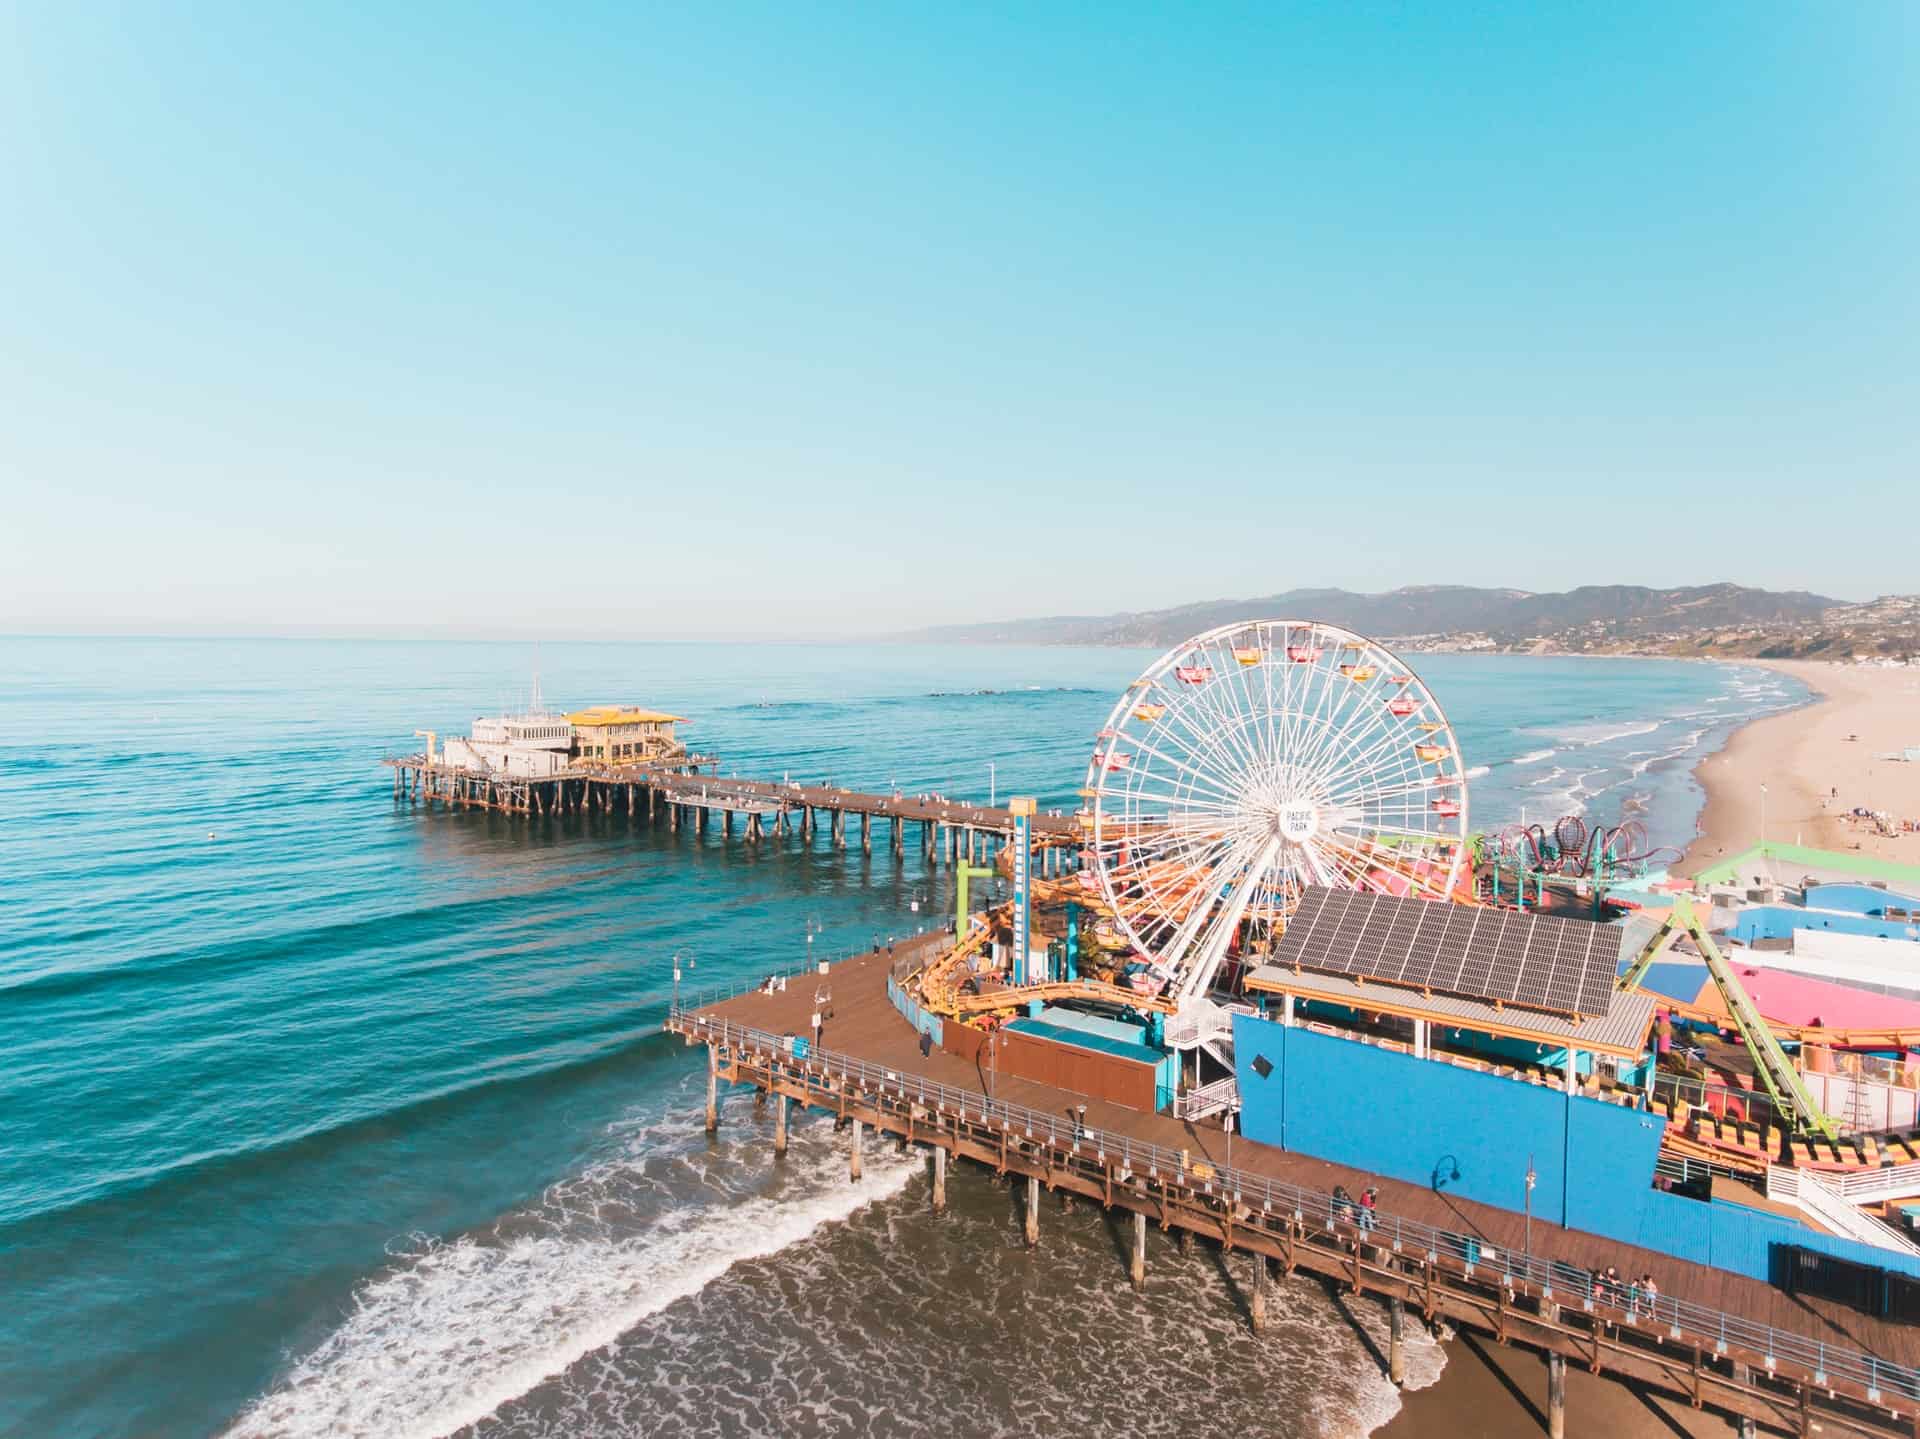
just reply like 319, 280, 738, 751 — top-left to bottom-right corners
1389, 1297, 1406, 1385
1248, 1250, 1266, 1333
849, 1118, 863, 1182
774, 1091, 788, 1156
1130, 1209, 1147, 1291
1547, 1351, 1566, 1439
1024, 1173, 1039, 1247
932, 1143, 946, 1212
705, 1044, 719, 1134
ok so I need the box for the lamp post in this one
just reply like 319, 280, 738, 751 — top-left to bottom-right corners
989, 761, 997, 808
1525, 1154, 1537, 1272
1760, 782, 1769, 848
672, 948, 694, 1017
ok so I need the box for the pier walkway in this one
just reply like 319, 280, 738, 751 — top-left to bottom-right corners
387, 754, 1081, 866
671, 939, 1920, 1439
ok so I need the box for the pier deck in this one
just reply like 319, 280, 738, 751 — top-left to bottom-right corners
387, 754, 1079, 859
672, 941, 1920, 1439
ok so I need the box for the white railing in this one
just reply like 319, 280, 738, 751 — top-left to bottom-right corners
1834, 1159, 1920, 1205
1769, 1166, 1920, 1257
1173, 1076, 1240, 1121
1165, 1000, 1254, 1052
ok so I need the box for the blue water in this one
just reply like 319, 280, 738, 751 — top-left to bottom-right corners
0, 639, 1805, 1438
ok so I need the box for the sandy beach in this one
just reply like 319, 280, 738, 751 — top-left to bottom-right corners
1680, 660, 1920, 875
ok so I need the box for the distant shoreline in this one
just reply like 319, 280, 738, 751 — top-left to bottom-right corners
1676, 658, 1920, 875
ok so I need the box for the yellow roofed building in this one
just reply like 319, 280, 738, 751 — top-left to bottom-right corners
567, 706, 688, 766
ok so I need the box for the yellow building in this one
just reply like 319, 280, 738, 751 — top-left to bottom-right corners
567, 706, 688, 765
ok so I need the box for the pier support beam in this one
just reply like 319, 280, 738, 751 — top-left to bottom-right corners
932, 1144, 946, 1213
774, 1092, 788, 1156
1248, 1250, 1266, 1333
1546, 1352, 1565, 1439
705, 1045, 719, 1134
1731, 1365, 1754, 1439
1130, 1209, 1147, 1291
1024, 1174, 1040, 1247
860, 812, 870, 855
1389, 1297, 1406, 1385
849, 1118, 863, 1182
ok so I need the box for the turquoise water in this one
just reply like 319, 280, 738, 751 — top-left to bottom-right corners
0, 639, 1803, 1438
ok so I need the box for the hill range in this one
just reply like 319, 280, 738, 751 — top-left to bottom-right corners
898, 584, 1920, 660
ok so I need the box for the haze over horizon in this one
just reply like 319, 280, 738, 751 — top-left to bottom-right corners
4, 3, 1915, 638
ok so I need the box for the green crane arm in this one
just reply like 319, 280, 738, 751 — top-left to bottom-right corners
1619, 896, 1838, 1142
955, 861, 996, 938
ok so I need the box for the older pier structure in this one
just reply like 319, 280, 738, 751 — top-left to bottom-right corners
385, 754, 1082, 871
669, 938, 1920, 1439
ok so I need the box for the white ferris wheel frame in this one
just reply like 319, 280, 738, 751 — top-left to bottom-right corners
1085, 619, 1470, 1005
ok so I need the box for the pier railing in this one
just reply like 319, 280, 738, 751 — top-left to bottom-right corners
670, 1000, 1920, 1407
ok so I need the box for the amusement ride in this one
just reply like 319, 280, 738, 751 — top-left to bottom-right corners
1083, 619, 1471, 1019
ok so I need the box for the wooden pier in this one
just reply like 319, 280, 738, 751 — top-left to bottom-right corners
670, 940, 1920, 1439
385, 754, 1082, 869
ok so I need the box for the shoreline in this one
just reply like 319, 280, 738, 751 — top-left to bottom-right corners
1678, 659, 1920, 875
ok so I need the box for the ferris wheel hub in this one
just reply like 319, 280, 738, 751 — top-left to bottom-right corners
1276, 803, 1319, 842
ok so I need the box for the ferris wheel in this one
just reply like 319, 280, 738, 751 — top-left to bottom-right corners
1085, 619, 1470, 1005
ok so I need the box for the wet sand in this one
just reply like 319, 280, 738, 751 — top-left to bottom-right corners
1679, 660, 1920, 875
1377, 1326, 1743, 1439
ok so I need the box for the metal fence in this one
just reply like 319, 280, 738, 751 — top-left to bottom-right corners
672, 998, 1920, 1405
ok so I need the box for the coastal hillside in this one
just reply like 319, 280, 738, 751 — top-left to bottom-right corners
896, 583, 1857, 654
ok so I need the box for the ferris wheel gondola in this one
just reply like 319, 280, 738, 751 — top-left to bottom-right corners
1085, 619, 1471, 1008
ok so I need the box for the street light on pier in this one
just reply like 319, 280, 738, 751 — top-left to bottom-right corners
1525, 1154, 1537, 1271
672, 948, 695, 1018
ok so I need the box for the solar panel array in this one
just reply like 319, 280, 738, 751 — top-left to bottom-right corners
1273, 887, 1621, 1018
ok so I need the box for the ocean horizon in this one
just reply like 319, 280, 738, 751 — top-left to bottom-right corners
0, 638, 1807, 1438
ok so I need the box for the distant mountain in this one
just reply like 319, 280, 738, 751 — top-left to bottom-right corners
896, 583, 1844, 652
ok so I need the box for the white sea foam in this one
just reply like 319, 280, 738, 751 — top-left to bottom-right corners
1556, 719, 1661, 746
1462, 765, 1490, 780
225, 1117, 918, 1439
1511, 748, 1556, 766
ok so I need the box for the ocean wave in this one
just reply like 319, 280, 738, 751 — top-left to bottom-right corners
1462, 765, 1490, 780
1511, 749, 1556, 766
1560, 719, 1660, 747
224, 1112, 920, 1439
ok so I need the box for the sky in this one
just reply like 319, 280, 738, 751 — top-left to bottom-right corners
1, 2, 1915, 638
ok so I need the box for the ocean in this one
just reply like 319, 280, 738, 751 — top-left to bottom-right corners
0, 638, 1807, 1439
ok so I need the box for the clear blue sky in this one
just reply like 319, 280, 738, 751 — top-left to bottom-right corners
3, 2, 1914, 636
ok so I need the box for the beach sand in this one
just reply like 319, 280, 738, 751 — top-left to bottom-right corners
1375, 1326, 1740, 1439
1679, 660, 1920, 875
